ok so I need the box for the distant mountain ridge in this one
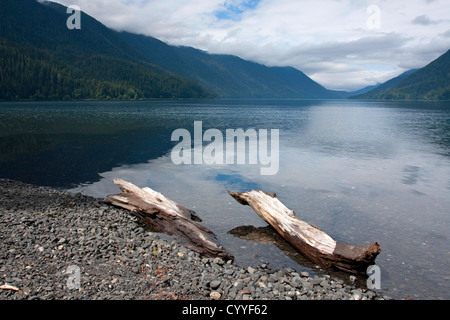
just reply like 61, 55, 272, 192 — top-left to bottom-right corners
351, 49, 450, 100
1, 0, 448, 101
347, 84, 381, 97
0, 0, 343, 100
349, 69, 419, 99
119, 32, 340, 99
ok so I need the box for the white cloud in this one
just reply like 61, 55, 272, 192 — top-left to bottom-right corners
50, 0, 450, 91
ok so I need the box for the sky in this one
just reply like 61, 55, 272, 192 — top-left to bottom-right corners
52, 0, 450, 91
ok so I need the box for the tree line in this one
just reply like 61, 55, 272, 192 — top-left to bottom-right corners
0, 40, 216, 101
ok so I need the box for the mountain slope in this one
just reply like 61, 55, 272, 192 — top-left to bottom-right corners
120, 32, 341, 99
346, 84, 381, 97
0, 0, 215, 100
351, 49, 450, 100
0, 0, 138, 61
349, 69, 419, 99
1, 0, 346, 100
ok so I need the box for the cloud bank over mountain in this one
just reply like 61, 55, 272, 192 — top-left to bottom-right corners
52, 0, 450, 91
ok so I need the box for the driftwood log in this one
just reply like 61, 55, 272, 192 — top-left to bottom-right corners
104, 179, 232, 260
228, 190, 381, 274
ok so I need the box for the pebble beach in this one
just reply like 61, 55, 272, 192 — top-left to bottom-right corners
0, 179, 389, 300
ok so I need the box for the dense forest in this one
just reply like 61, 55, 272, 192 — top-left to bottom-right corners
0, 0, 215, 101
0, 40, 215, 100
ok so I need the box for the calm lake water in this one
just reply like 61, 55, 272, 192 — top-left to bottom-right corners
1, 99, 449, 300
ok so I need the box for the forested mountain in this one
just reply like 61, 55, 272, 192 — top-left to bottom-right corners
0, 0, 343, 101
351, 49, 450, 100
0, 0, 215, 100
10, 0, 446, 101
120, 32, 341, 99
349, 69, 419, 99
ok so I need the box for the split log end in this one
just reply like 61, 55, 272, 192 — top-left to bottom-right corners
331, 242, 382, 274
227, 190, 249, 206
227, 190, 276, 205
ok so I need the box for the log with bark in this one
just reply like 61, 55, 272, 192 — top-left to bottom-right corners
104, 179, 233, 260
227, 190, 381, 274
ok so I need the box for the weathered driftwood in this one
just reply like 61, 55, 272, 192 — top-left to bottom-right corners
228, 190, 381, 274
104, 179, 232, 260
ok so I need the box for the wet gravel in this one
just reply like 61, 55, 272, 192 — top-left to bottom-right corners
0, 179, 390, 300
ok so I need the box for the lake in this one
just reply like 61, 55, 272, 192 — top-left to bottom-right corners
1, 99, 449, 300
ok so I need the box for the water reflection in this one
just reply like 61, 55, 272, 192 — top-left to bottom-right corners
1, 99, 450, 299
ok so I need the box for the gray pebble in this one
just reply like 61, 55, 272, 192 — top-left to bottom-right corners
209, 280, 221, 290
0, 179, 389, 301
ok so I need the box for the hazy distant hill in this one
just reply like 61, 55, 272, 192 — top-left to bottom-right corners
349, 69, 418, 99
347, 84, 381, 97
351, 49, 450, 100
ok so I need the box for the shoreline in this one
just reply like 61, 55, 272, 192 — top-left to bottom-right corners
0, 178, 389, 300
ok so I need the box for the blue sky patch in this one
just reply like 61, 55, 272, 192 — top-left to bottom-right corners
215, 0, 261, 21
